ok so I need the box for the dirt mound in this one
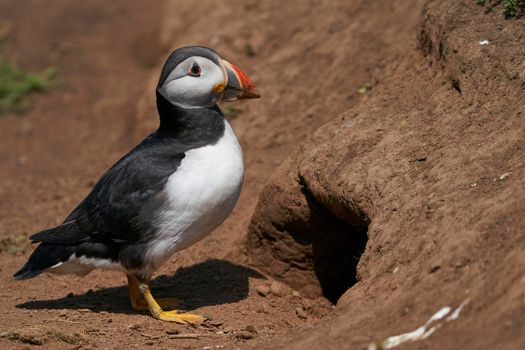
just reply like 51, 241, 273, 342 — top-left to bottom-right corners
247, 0, 525, 349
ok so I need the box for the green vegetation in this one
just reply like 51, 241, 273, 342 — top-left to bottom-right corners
357, 82, 372, 95
504, 0, 525, 16
223, 106, 243, 119
0, 235, 27, 255
477, 0, 525, 18
0, 61, 59, 114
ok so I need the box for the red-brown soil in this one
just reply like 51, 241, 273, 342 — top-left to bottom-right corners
0, 0, 523, 349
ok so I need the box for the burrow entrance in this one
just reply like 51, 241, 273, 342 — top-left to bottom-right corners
246, 175, 370, 305
298, 177, 370, 304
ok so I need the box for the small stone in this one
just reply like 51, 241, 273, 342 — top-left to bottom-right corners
236, 331, 255, 340
270, 281, 285, 296
301, 298, 312, 309
429, 265, 441, 273
244, 325, 257, 334
201, 322, 215, 329
256, 285, 270, 297
295, 307, 307, 319
210, 320, 223, 327
223, 327, 235, 333
165, 329, 180, 335
257, 304, 269, 314
128, 324, 141, 331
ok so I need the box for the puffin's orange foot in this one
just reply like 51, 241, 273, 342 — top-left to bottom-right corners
127, 275, 181, 311
154, 309, 206, 324
138, 283, 206, 324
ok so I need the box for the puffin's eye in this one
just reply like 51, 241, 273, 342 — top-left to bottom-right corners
189, 62, 201, 77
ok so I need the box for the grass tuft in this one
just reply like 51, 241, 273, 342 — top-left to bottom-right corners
0, 61, 60, 114
357, 83, 372, 95
0, 235, 27, 255
476, 0, 525, 18
223, 106, 243, 119
504, 0, 525, 17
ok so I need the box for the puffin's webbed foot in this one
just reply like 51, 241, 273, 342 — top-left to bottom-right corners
138, 283, 206, 324
127, 274, 205, 324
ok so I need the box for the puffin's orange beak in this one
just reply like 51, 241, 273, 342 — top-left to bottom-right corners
221, 60, 260, 101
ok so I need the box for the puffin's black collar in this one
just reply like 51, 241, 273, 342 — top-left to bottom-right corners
155, 91, 225, 147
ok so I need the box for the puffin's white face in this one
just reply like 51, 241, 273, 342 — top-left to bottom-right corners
159, 56, 225, 109
157, 47, 260, 109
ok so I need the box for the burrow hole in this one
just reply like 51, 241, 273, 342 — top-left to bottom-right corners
298, 176, 370, 304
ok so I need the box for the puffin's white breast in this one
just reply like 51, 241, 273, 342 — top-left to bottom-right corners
146, 120, 243, 268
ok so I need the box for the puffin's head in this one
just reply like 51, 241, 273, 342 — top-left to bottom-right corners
157, 46, 260, 109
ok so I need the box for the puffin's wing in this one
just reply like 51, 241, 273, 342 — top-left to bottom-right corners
34, 134, 185, 245
29, 220, 87, 244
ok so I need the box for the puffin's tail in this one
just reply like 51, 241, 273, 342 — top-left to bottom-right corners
13, 221, 83, 280
13, 243, 76, 280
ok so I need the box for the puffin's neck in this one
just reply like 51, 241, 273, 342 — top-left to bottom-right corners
156, 91, 225, 146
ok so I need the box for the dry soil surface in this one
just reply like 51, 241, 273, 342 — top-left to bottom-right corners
0, 1, 523, 350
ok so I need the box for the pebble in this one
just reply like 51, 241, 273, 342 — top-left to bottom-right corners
244, 325, 257, 334
235, 331, 255, 340
256, 285, 270, 297
301, 298, 312, 309
270, 281, 285, 296
257, 304, 269, 314
295, 307, 307, 319
165, 329, 180, 335
223, 327, 235, 333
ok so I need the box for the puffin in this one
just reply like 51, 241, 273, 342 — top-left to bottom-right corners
14, 46, 260, 323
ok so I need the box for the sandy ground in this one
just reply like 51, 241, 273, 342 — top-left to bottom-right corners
0, 0, 524, 349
